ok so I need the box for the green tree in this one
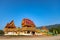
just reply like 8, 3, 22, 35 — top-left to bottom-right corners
0, 30, 4, 36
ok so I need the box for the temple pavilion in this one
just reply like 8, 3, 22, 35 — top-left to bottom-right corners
4, 18, 49, 35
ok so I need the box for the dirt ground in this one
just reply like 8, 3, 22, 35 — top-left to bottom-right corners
0, 35, 60, 40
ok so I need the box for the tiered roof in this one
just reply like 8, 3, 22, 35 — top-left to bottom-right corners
5, 20, 16, 28
22, 18, 36, 27
4, 20, 16, 32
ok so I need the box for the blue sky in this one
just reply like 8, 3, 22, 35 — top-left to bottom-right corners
0, 0, 60, 29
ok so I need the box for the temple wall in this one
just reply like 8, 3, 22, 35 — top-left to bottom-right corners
4, 31, 32, 35
19, 32, 32, 35
35, 32, 43, 35
4, 32, 18, 35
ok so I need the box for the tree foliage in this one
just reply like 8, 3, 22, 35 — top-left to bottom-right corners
49, 26, 60, 34
0, 30, 4, 35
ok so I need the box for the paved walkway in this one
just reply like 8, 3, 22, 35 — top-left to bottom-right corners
0, 35, 60, 40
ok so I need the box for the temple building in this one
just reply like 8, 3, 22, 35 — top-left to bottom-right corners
4, 20, 18, 35
20, 18, 39, 35
4, 18, 49, 35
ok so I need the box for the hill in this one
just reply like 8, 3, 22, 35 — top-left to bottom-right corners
36, 24, 60, 34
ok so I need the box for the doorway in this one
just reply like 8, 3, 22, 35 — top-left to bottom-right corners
27, 31, 30, 34
32, 31, 35, 35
